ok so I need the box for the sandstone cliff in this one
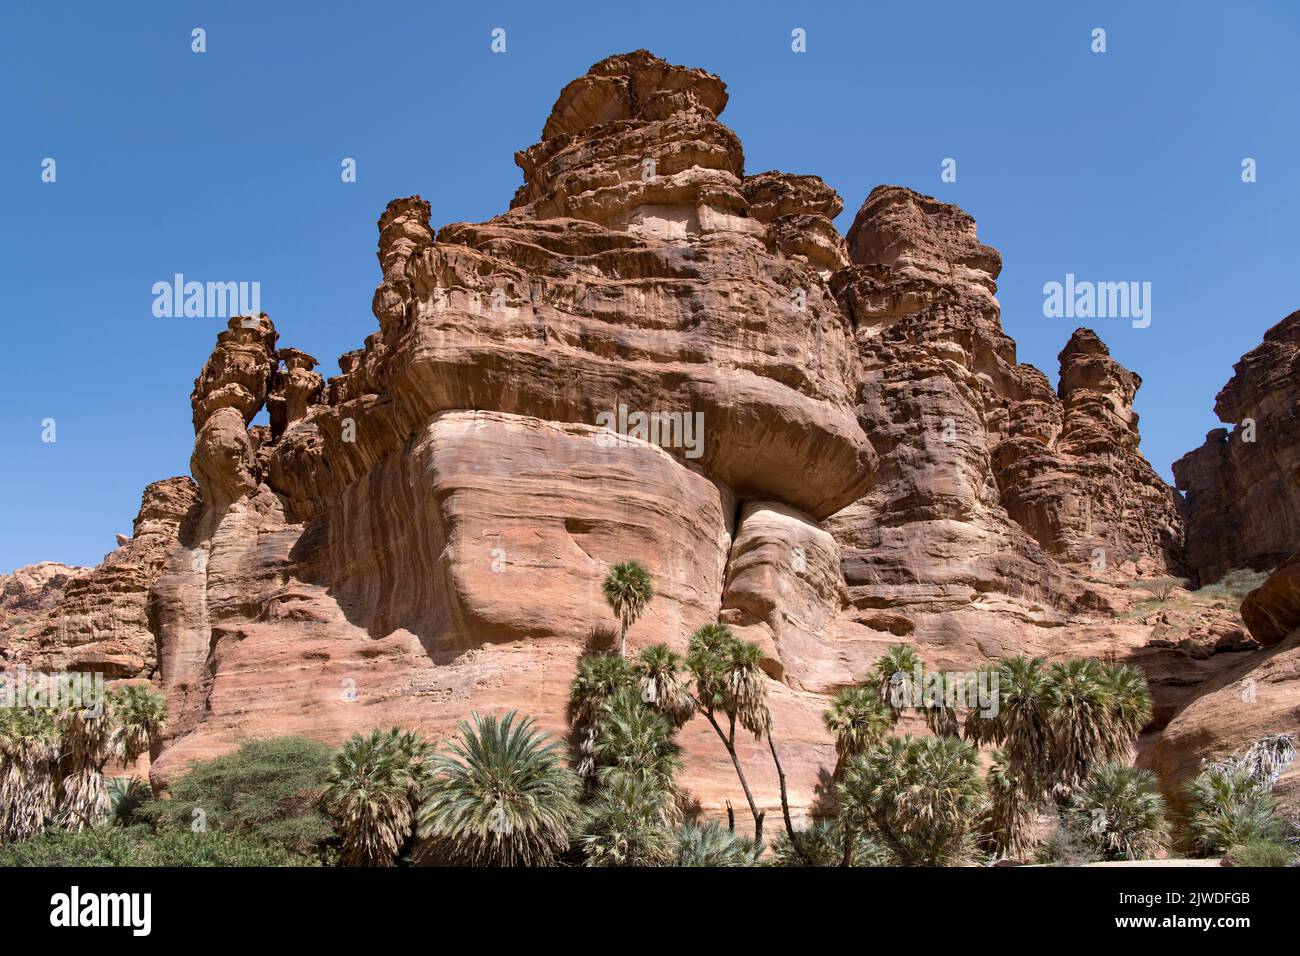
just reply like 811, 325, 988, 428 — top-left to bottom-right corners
0, 51, 1275, 820
1152, 311, 1300, 808
1174, 311, 1300, 585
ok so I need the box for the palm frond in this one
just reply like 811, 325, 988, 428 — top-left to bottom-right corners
418, 711, 580, 866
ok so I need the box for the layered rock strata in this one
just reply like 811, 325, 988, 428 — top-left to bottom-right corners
3, 50, 1266, 820
1174, 311, 1300, 585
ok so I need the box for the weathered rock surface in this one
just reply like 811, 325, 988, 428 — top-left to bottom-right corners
1241, 553, 1300, 647
1174, 311, 1300, 585
1, 50, 1288, 822
0, 561, 84, 617
1150, 312, 1300, 806
1149, 630, 1300, 810
3, 479, 198, 678
827, 186, 1183, 671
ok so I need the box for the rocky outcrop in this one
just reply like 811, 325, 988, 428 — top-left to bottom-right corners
1148, 312, 1300, 805
1174, 311, 1300, 585
3, 50, 1274, 821
0, 562, 85, 663
1049, 329, 1183, 570
825, 187, 1183, 680
3, 479, 198, 678
1241, 553, 1300, 647
1149, 630, 1300, 810
0, 562, 84, 617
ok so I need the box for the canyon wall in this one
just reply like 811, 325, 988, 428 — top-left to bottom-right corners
1, 51, 1289, 819
1152, 311, 1300, 807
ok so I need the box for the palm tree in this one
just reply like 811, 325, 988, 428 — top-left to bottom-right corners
1182, 768, 1287, 856
55, 705, 116, 831
685, 622, 733, 712
1069, 764, 1168, 861
965, 656, 1155, 857
106, 776, 152, 827
870, 643, 923, 719
671, 820, 758, 867
724, 640, 772, 740
592, 688, 683, 822
418, 711, 580, 866
966, 656, 1053, 796
869, 643, 958, 735
984, 749, 1035, 860
602, 561, 654, 658
823, 686, 893, 779
963, 657, 1055, 858
770, 818, 890, 867
1098, 664, 1152, 762
568, 653, 636, 782
579, 773, 675, 866
108, 685, 168, 765
684, 623, 772, 844
0, 708, 60, 841
325, 728, 431, 867
1210, 734, 1296, 789
1045, 658, 1113, 796
635, 644, 694, 726
822, 685, 894, 866
837, 734, 987, 866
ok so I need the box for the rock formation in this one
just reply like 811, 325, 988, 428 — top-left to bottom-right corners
1, 50, 1287, 821
2, 480, 197, 679
1150, 312, 1300, 807
1241, 553, 1300, 647
826, 186, 1183, 684
1174, 311, 1300, 585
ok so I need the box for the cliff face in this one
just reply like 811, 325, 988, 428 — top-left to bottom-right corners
1, 480, 197, 680
1, 51, 1261, 817
1151, 312, 1300, 808
1173, 311, 1300, 585
825, 187, 1186, 698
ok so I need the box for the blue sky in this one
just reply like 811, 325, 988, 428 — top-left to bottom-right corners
2, 1, 1297, 572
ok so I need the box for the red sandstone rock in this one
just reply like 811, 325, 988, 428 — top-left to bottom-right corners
1241, 553, 1300, 647
1174, 311, 1300, 584
0, 51, 1287, 823
3, 479, 197, 678
1149, 312, 1300, 804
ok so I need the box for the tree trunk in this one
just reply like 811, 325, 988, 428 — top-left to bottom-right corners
699, 707, 765, 846
619, 614, 628, 658
767, 733, 812, 864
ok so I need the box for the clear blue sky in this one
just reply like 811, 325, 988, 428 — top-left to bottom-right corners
2, 1, 1297, 573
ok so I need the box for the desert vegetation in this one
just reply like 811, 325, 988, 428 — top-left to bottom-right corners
0, 685, 168, 842
1122, 566, 1270, 627
1, 566, 1294, 867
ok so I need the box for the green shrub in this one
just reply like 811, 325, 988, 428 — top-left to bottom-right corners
1197, 568, 1271, 603
769, 818, 890, 867
141, 736, 335, 858
1181, 768, 1287, 856
670, 821, 757, 867
580, 774, 674, 866
1068, 764, 1168, 861
106, 776, 152, 827
1129, 577, 1189, 603
1035, 815, 1103, 865
0, 825, 310, 866
1222, 838, 1295, 867
838, 735, 987, 866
